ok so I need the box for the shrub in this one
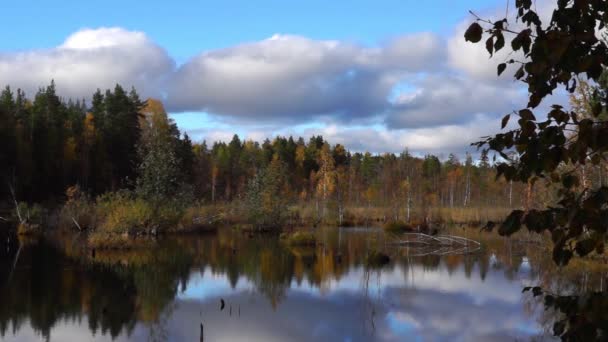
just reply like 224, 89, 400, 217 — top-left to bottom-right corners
95, 191, 154, 233
175, 204, 221, 232
59, 185, 95, 231
94, 190, 186, 235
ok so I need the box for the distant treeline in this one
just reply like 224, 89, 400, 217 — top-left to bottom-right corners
0, 82, 526, 218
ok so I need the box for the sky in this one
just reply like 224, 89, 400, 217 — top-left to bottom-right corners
0, 0, 558, 155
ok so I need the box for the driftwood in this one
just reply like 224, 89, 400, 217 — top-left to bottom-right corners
388, 233, 481, 256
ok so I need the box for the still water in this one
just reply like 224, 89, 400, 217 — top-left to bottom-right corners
0, 227, 600, 341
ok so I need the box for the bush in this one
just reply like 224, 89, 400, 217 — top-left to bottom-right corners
99, 197, 154, 233
94, 190, 186, 236
59, 185, 95, 230
383, 221, 413, 233
175, 204, 221, 232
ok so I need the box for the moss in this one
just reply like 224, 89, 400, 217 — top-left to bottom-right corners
383, 221, 413, 233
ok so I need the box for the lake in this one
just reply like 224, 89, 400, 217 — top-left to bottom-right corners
0, 227, 602, 341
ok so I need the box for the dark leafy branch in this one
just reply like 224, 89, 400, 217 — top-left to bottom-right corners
466, 1, 608, 340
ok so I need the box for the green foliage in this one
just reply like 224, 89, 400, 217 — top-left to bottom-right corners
136, 105, 183, 202
0, 82, 144, 201
243, 157, 289, 229
98, 195, 155, 234
14, 202, 46, 226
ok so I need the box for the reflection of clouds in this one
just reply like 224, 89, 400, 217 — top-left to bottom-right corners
1, 318, 137, 342
5, 251, 552, 341
170, 260, 547, 341
181, 261, 529, 306
383, 287, 551, 342
179, 267, 255, 301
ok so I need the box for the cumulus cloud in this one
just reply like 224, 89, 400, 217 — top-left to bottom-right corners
1, 6, 550, 154
386, 75, 523, 128
0, 27, 174, 99
166, 33, 443, 122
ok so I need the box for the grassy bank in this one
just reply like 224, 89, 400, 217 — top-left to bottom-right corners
5, 188, 517, 249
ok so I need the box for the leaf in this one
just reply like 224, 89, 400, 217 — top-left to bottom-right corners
498, 63, 507, 76
485, 37, 494, 55
464, 23, 483, 43
519, 109, 536, 121
498, 210, 524, 236
514, 65, 525, 79
501, 114, 510, 128
494, 33, 505, 51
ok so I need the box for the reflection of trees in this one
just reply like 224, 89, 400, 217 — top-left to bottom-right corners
0, 238, 138, 340
1, 228, 605, 340
0, 237, 194, 340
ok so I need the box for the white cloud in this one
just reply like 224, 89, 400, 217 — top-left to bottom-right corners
0, 27, 174, 100
386, 75, 523, 128
2, 3, 561, 154
166, 33, 443, 121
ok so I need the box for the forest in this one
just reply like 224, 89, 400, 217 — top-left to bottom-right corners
0, 81, 543, 235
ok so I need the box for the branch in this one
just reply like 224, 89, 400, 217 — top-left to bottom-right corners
469, 10, 538, 38
7, 183, 24, 224
72, 217, 82, 231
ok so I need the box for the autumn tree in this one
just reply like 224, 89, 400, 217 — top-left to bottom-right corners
136, 99, 187, 202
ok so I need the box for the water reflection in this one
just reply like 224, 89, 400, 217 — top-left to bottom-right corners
0, 228, 603, 341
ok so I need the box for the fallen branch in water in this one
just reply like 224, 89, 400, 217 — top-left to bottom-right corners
391, 233, 481, 247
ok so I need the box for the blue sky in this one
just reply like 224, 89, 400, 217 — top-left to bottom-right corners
0, 0, 537, 155
1, 0, 499, 55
